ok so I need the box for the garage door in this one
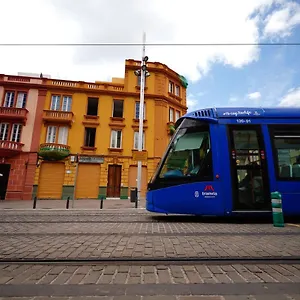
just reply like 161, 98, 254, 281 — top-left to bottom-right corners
128, 166, 148, 198
37, 163, 65, 199
75, 164, 100, 199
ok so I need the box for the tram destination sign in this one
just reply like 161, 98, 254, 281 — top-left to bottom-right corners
78, 155, 104, 164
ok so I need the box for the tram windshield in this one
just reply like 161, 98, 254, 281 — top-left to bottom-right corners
151, 119, 213, 187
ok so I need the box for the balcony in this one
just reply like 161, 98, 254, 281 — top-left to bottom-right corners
38, 143, 70, 161
0, 140, 24, 157
0, 107, 28, 123
42, 110, 74, 125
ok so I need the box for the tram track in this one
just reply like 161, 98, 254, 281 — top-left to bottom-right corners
0, 256, 299, 265
0, 231, 299, 236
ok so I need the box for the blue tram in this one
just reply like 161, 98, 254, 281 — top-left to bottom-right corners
146, 107, 300, 216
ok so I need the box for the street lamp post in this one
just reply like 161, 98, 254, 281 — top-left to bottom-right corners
134, 32, 150, 203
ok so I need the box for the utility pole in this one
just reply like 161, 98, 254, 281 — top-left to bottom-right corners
136, 32, 149, 202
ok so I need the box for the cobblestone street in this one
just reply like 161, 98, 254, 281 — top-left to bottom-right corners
0, 208, 299, 299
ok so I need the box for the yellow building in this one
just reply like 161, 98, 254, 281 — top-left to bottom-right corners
33, 59, 188, 200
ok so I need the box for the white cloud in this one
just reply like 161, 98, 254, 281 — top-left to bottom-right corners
264, 1, 300, 37
247, 91, 262, 100
278, 87, 300, 106
0, 0, 299, 83
187, 93, 200, 112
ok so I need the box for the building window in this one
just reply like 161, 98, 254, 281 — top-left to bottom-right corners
133, 131, 145, 150
50, 95, 72, 111
175, 110, 180, 121
113, 100, 124, 118
46, 126, 69, 145
3, 91, 27, 108
50, 95, 61, 110
135, 102, 146, 119
10, 124, 22, 143
57, 127, 68, 145
168, 81, 174, 93
272, 127, 300, 179
46, 126, 57, 143
16, 93, 27, 108
175, 85, 180, 96
0, 123, 9, 140
3, 92, 14, 107
84, 127, 96, 147
169, 108, 174, 122
62, 96, 72, 112
110, 130, 122, 148
86, 97, 99, 116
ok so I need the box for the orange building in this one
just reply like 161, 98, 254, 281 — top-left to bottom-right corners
0, 74, 46, 200
0, 59, 188, 200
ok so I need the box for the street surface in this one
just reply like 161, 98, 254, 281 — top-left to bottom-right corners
0, 205, 300, 299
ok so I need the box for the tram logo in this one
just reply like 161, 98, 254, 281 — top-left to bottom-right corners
202, 185, 218, 198
204, 185, 214, 191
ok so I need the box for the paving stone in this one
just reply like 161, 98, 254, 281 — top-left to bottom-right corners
179, 297, 224, 300
143, 297, 177, 300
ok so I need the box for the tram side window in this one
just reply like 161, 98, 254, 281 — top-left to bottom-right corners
273, 129, 300, 179
158, 127, 213, 180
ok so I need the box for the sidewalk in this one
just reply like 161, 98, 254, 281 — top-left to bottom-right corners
0, 199, 146, 210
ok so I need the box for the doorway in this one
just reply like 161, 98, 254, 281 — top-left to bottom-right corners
0, 164, 11, 200
228, 126, 271, 211
107, 164, 122, 198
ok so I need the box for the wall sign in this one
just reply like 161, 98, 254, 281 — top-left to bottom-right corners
78, 156, 104, 164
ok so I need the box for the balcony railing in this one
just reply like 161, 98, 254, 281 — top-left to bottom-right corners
39, 143, 70, 151
0, 107, 28, 122
0, 140, 24, 157
42, 110, 74, 124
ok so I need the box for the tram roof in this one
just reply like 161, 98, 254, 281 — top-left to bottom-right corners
176, 107, 300, 126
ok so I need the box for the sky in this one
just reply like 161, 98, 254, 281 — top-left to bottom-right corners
0, 0, 300, 111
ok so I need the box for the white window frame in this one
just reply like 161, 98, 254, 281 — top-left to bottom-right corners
50, 95, 61, 110
133, 131, 145, 150
61, 96, 72, 112
110, 130, 122, 148
4, 92, 15, 107
168, 81, 174, 93
175, 110, 180, 121
57, 126, 69, 145
135, 102, 146, 120
46, 126, 57, 143
175, 85, 180, 96
10, 124, 22, 143
169, 108, 174, 122
0, 123, 9, 140
16, 92, 27, 108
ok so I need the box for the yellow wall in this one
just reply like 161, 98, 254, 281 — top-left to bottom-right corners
41, 93, 157, 158
37, 59, 188, 193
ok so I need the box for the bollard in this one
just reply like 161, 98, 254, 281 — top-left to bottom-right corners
100, 197, 104, 209
33, 196, 37, 209
135, 188, 138, 209
271, 191, 284, 227
66, 196, 70, 209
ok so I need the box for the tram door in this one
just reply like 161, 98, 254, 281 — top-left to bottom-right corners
228, 125, 271, 211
